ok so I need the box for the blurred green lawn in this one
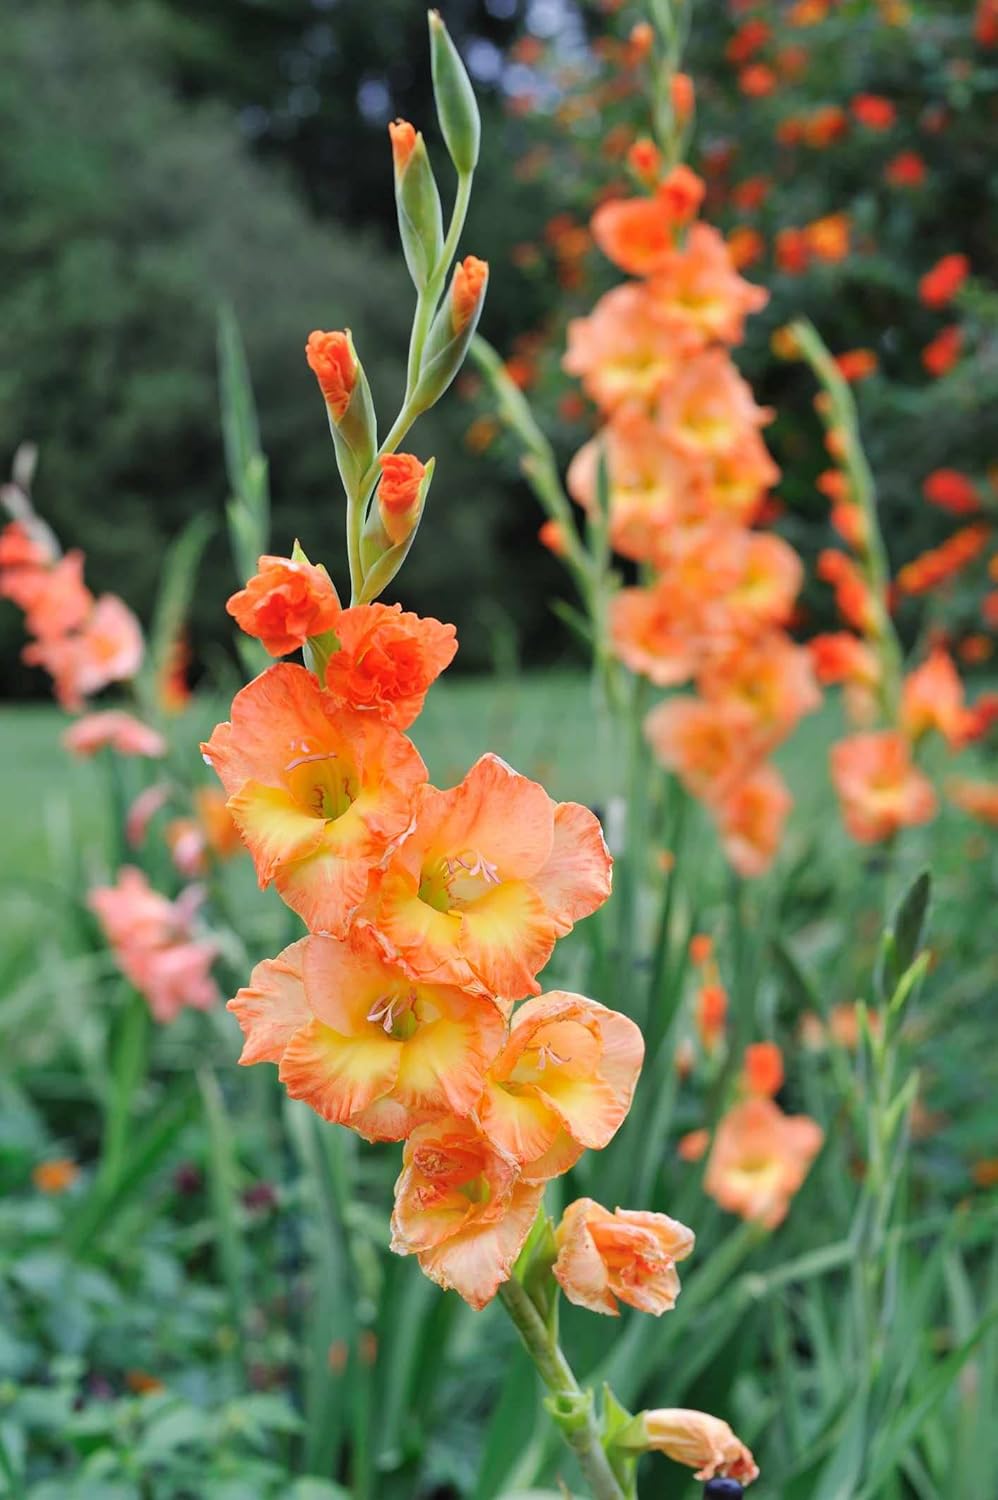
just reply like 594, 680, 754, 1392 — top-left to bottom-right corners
1, 672, 841, 886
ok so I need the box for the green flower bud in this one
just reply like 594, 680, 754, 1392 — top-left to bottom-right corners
428, 10, 480, 175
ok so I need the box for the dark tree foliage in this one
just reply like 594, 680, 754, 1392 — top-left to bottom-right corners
0, 0, 572, 696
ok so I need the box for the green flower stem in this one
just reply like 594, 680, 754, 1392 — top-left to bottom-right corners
347, 172, 474, 604
790, 317, 904, 721
498, 1278, 627, 1500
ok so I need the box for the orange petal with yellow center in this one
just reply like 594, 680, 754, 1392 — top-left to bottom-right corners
477, 1078, 561, 1164
374, 867, 472, 986
278, 1018, 401, 1122
396, 1002, 506, 1118
415, 1180, 546, 1310
227, 782, 326, 883
533, 802, 613, 933
459, 879, 558, 999
227, 939, 311, 1064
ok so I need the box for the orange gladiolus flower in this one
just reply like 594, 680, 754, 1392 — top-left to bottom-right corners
923, 469, 980, 515
23, 594, 144, 711
33, 1159, 80, 1194
226, 555, 341, 658
89, 867, 219, 1023
885, 150, 926, 188
368, 753, 611, 1000
590, 193, 676, 276
229, 932, 506, 1141
739, 63, 778, 97
830, 731, 937, 843
918, 253, 970, 309
707, 429, 781, 523
947, 777, 998, 825
201, 663, 427, 934
658, 348, 772, 458
689, 933, 712, 966
723, 535, 804, 629
63, 711, 167, 759
922, 325, 963, 377
452, 256, 489, 333
671, 72, 695, 123
901, 647, 972, 748
726, 17, 771, 63
656, 164, 706, 225
2, 550, 92, 640
553, 1198, 695, 1316
646, 695, 759, 802
851, 93, 896, 129
677, 1127, 710, 1162
568, 412, 709, 562
715, 764, 793, 878
728, 226, 765, 269
305, 330, 357, 419
742, 1041, 784, 1097
0, 519, 51, 571
835, 348, 878, 382
696, 981, 728, 1051
627, 137, 662, 184
817, 549, 878, 634
803, 104, 849, 147
699, 634, 820, 747
705, 1096, 823, 1228
390, 1115, 545, 1309
611, 584, 700, 688
478, 991, 643, 1180
563, 283, 691, 412
804, 212, 850, 263
648, 224, 768, 347
643, 1408, 759, 1484
895, 525, 990, 596
324, 604, 457, 729
774, 226, 810, 274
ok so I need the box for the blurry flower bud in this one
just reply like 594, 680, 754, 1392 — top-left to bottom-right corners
429, 11, 480, 175
389, 120, 444, 290
671, 71, 695, 124
410, 257, 488, 412
305, 329, 377, 493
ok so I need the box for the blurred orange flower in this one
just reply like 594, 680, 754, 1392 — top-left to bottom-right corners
705, 1096, 823, 1227
830, 731, 937, 842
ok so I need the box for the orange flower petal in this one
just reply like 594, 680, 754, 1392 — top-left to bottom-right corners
227, 940, 311, 1064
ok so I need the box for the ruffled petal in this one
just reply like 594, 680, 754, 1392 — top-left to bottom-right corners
532, 801, 613, 932
227, 939, 311, 1064
414, 1181, 545, 1310
278, 1018, 400, 1122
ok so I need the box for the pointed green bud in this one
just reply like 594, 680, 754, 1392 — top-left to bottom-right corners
428, 10, 480, 175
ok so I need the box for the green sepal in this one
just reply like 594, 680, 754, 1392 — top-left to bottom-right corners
513, 1209, 560, 1326
394, 131, 444, 291
409, 264, 488, 414
327, 331, 377, 496
428, 10, 480, 175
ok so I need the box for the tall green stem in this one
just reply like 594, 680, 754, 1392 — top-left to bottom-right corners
498, 1278, 627, 1500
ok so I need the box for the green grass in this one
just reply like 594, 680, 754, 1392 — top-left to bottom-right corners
0, 672, 846, 885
